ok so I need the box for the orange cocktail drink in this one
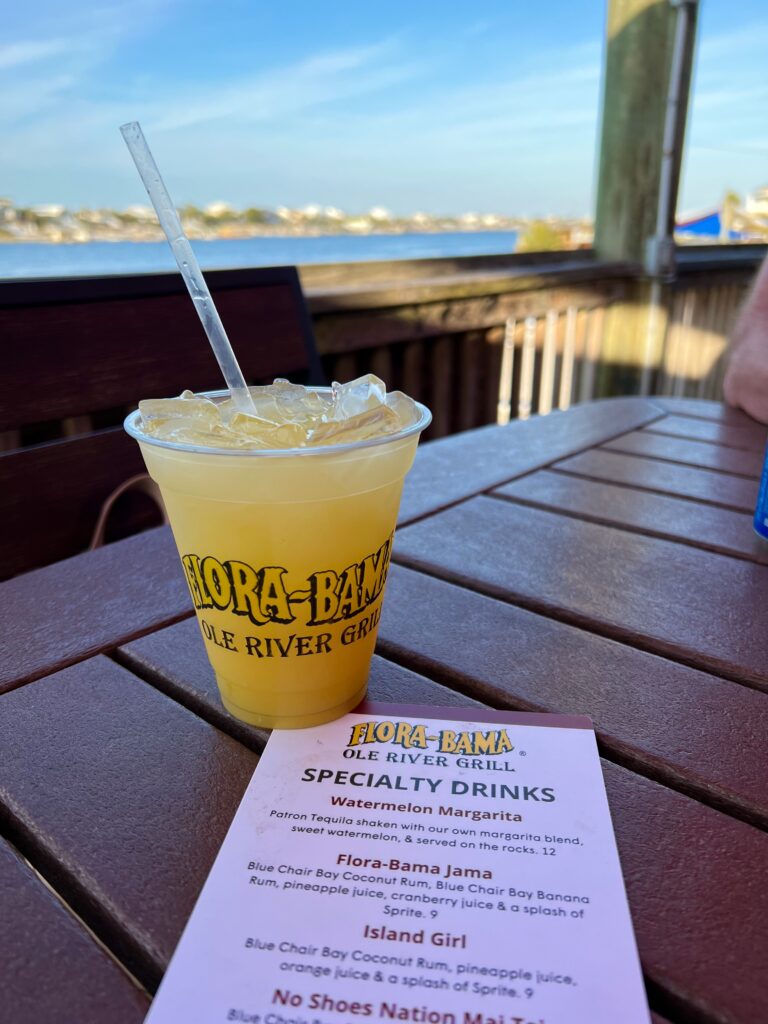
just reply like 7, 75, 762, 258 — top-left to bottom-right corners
125, 376, 430, 728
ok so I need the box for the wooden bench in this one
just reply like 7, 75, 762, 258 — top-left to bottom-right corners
0, 267, 324, 579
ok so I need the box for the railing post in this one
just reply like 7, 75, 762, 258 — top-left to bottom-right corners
496, 319, 516, 425
518, 318, 537, 421
558, 306, 578, 409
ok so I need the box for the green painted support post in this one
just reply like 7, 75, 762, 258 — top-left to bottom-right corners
594, 0, 698, 395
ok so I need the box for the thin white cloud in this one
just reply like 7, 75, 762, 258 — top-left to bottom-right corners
0, 0, 179, 84
295, 43, 600, 141
145, 40, 422, 133
698, 21, 768, 60
465, 20, 494, 37
0, 39, 73, 70
689, 141, 768, 157
694, 84, 768, 111
0, 74, 80, 123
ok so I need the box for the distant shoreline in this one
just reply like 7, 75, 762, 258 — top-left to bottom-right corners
0, 225, 524, 246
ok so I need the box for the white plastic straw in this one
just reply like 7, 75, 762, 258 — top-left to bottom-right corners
119, 121, 255, 413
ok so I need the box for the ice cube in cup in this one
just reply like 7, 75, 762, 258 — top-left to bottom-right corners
138, 374, 419, 449
330, 374, 388, 419
309, 404, 401, 444
139, 391, 220, 426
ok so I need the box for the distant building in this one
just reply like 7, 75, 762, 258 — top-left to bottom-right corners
123, 204, 156, 222
570, 224, 594, 248
31, 204, 65, 218
205, 201, 236, 218
99, 214, 123, 231
745, 187, 768, 220
369, 207, 392, 222
345, 217, 372, 232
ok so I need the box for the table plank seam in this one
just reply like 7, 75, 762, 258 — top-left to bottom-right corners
397, 407, 670, 530
445, 416, 716, 517
0, 826, 152, 1002
643, 423, 766, 454
475, 411, 673, 494
399, 493, 483, 529
390, 551, 768, 698
108, 647, 269, 755
487, 489, 765, 567
374, 640, 768, 833
601, 440, 761, 480
643, 974, 704, 1024
548, 464, 755, 515
653, 400, 761, 427
3, 606, 196, 696
0, 792, 166, 993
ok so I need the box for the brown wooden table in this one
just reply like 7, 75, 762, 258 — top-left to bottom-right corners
1, 396, 767, 1024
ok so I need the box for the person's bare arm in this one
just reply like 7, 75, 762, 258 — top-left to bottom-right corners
723, 254, 768, 423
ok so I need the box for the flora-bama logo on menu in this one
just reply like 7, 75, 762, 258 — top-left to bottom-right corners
348, 719, 514, 757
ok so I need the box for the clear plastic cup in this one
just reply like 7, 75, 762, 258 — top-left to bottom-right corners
125, 389, 431, 728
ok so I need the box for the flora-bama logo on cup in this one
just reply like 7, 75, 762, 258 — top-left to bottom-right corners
181, 534, 392, 630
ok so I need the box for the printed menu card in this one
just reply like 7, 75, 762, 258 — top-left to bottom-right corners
145, 702, 650, 1023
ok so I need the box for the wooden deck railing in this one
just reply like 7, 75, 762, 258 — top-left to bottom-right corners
302, 244, 764, 438
303, 251, 631, 438
1, 244, 765, 451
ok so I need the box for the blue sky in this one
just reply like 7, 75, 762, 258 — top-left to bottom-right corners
2, 1, 766, 217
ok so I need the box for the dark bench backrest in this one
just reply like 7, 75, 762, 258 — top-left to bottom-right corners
0, 266, 324, 430
1, 266, 325, 579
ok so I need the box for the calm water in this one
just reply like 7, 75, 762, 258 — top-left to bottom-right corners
0, 230, 519, 279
